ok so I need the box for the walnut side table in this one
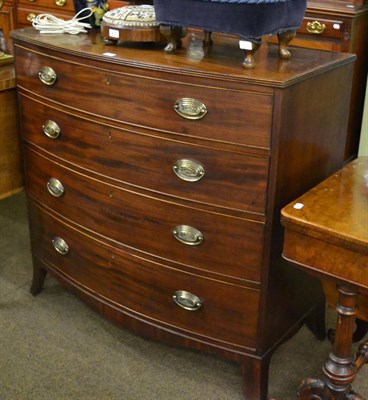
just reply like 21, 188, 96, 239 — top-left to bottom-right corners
281, 157, 368, 399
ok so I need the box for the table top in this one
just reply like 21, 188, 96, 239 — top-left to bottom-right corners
281, 157, 368, 290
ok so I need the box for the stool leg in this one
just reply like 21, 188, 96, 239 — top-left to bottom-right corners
242, 42, 260, 69
277, 29, 296, 60
160, 25, 187, 53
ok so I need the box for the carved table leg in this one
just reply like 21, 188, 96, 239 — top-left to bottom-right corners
241, 354, 272, 400
298, 378, 329, 400
30, 257, 47, 296
298, 285, 363, 400
323, 286, 359, 398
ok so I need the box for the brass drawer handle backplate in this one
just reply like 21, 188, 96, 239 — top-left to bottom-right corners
47, 177, 64, 197
174, 98, 207, 120
27, 13, 36, 22
55, 0, 66, 6
173, 225, 204, 246
42, 120, 61, 139
38, 66, 57, 85
173, 159, 205, 182
173, 290, 202, 311
306, 21, 326, 34
52, 236, 69, 255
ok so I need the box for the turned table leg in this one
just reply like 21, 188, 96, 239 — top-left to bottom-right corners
298, 284, 363, 400
323, 285, 359, 398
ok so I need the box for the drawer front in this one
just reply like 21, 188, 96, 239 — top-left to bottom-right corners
20, 95, 269, 215
14, 48, 273, 149
17, 0, 75, 11
24, 147, 265, 283
298, 16, 345, 40
17, 6, 73, 26
29, 203, 260, 349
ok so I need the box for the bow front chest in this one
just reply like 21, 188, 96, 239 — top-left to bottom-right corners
11, 28, 355, 399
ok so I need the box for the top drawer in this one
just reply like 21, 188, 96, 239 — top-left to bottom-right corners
14, 47, 273, 149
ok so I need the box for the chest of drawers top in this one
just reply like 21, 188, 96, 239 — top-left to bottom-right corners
12, 28, 354, 88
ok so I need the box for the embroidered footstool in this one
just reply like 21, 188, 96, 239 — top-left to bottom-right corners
154, 0, 307, 68
101, 5, 162, 44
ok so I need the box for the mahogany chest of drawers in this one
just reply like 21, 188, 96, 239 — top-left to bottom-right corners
12, 28, 355, 399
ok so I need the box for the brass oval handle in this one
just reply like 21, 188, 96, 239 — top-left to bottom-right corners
173, 290, 202, 311
173, 225, 203, 246
174, 98, 207, 120
306, 21, 326, 34
55, 0, 66, 6
52, 237, 69, 255
27, 13, 36, 22
173, 159, 205, 182
42, 120, 61, 139
38, 66, 57, 86
47, 178, 64, 197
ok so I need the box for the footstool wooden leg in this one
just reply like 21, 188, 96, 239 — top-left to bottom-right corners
242, 42, 260, 69
160, 25, 187, 53
203, 30, 213, 47
277, 29, 296, 60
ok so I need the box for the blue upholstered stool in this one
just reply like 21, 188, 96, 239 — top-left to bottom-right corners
154, 0, 306, 68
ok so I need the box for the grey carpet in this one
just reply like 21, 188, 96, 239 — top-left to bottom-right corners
1, 192, 367, 400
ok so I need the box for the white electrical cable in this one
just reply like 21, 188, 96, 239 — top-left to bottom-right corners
32, 7, 93, 34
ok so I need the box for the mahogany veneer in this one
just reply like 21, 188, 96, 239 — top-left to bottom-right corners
12, 28, 355, 399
